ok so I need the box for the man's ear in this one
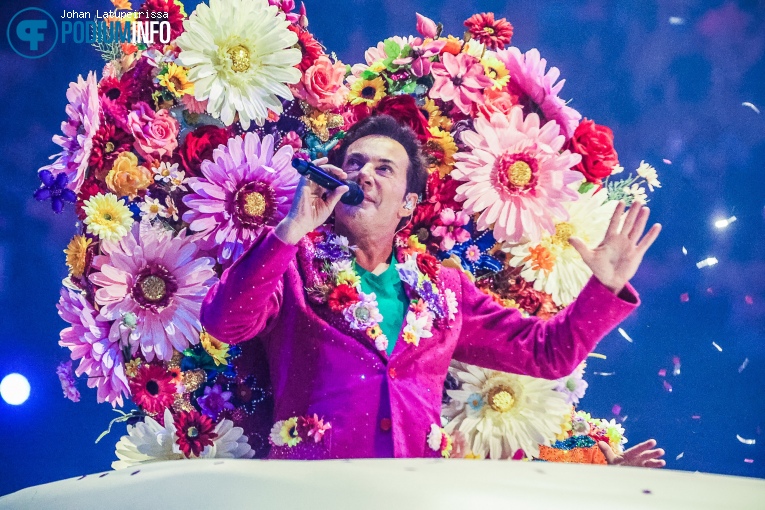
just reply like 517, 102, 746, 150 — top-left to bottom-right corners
398, 192, 419, 218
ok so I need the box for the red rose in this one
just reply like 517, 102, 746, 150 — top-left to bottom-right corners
177, 125, 231, 176
328, 284, 359, 312
567, 119, 619, 184
416, 253, 440, 280
373, 95, 431, 143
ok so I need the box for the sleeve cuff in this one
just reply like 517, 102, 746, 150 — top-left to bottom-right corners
573, 275, 640, 324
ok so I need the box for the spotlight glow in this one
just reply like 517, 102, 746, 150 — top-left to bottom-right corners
0, 373, 31, 405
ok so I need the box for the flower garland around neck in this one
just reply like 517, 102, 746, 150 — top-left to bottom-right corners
307, 228, 454, 352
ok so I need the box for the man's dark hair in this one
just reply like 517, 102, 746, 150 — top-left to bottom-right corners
330, 114, 428, 199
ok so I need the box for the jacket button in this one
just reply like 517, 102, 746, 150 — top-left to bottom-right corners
380, 418, 391, 431
388, 367, 397, 379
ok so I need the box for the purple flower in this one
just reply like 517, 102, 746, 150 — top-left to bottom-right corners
34, 170, 77, 214
197, 384, 235, 419
56, 360, 81, 403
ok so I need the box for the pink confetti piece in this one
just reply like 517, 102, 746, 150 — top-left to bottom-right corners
612, 404, 622, 415
691, 415, 701, 420
706, 287, 714, 295
680, 293, 690, 302
662, 159, 672, 165
744, 459, 754, 464
663, 380, 673, 392
738, 358, 749, 373
658, 368, 667, 377
745, 295, 753, 305
672, 356, 681, 376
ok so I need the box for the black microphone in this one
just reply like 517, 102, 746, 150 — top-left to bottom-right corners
291, 158, 365, 206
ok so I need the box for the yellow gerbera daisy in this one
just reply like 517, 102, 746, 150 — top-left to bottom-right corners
336, 269, 360, 287
419, 98, 452, 130
481, 56, 510, 90
159, 63, 195, 97
64, 234, 92, 278
426, 126, 458, 177
348, 76, 386, 107
200, 330, 230, 366
82, 193, 134, 242
368, 61, 386, 74
280, 417, 302, 446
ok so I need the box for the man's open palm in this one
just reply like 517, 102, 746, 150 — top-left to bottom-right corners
569, 201, 661, 294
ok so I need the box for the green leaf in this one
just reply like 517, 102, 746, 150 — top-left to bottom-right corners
578, 181, 596, 194
384, 39, 402, 58
360, 70, 379, 81
401, 81, 418, 94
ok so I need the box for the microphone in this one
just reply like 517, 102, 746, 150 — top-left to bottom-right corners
291, 158, 365, 206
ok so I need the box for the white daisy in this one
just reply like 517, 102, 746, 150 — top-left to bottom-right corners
625, 183, 648, 205
443, 361, 569, 459
139, 196, 166, 221
505, 185, 619, 306
175, 0, 302, 129
636, 160, 661, 191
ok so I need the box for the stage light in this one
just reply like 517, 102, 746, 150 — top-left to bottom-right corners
0, 373, 31, 405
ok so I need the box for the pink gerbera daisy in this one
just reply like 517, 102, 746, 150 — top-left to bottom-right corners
89, 223, 218, 362
39, 72, 101, 193
57, 287, 130, 406
495, 47, 582, 140
464, 13, 514, 50
430, 53, 493, 115
129, 363, 176, 415
182, 132, 299, 264
452, 109, 582, 243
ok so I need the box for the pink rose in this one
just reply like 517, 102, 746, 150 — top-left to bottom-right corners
293, 56, 349, 110
477, 88, 520, 118
127, 102, 179, 162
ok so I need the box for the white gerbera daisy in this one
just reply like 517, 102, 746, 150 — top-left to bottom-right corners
504, 185, 619, 307
175, 0, 302, 129
442, 361, 570, 459
112, 409, 255, 469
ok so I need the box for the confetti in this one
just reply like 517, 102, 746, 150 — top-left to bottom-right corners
744, 459, 754, 464
737, 435, 756, 445
594, 372, 616, 376
663, 380, 673, 392
738, 358, 749, 373
745, 295, 753, 305
742, 102, 761, 114
714, 216, 737, 229
682, 246, 687, 255
612, 404, 622, 415
672, 356, 681, 376
712, 342, 723, 352
662, 158, 672, 165
691, 415, 701, 420
618, 327, 633, 343
680, 293, 689, 303
669, 16, 685, 25
658, 368, 667, 377
696, 257, 718, 269
676, 452, 684, 460
587, 352, 607, 360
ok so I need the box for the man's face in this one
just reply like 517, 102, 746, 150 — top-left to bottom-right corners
334, 135, 415, 239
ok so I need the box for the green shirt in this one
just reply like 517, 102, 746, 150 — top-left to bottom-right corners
354, 259, 409, 356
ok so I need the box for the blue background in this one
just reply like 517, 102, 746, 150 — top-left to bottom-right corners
1, 0, 763, 495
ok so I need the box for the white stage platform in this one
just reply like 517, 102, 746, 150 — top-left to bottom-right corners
1, 459, 763, 509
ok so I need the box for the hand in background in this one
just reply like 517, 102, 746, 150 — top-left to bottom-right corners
569, 201, 662, 295
599, 439, 666, 468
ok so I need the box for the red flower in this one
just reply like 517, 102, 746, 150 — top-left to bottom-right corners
129, 363, 176, 415
174, 410, 218, 458
426, 173, 462, 211
139, 0, 185, 40
416, 253, 440, 281
288, 25, 324, 72
464, 13, 514, 50
373, 95, 431, 143
76, 177, 107, 220
567, 119, 619, 184
327, 284, 359, 312
177, 125, 231, 176
88, 120, 134, 180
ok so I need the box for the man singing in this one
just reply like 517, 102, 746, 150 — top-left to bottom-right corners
200, 115, 662, 462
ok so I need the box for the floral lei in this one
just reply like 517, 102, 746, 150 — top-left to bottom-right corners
301, 227, 457, 352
